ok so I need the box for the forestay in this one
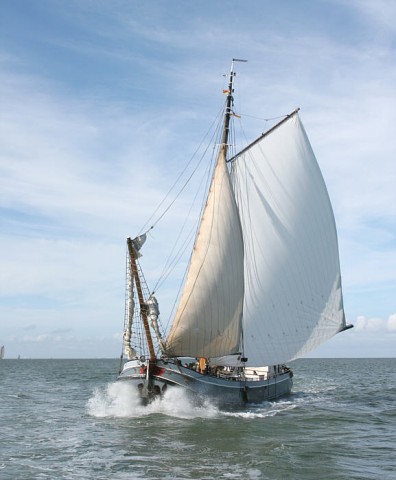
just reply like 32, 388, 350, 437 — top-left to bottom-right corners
231, 113, 346, 366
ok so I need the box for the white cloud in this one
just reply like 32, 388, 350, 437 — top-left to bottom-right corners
388, 314, 396, 331
354, 316, 367, 332
352, 314, 396, 333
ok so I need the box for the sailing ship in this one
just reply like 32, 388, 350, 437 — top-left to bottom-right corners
0, 346, 4, 360
117, 60, 352, 405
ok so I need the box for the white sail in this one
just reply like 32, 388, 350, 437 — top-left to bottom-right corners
231, 113, 345, 366
167, 149, 245, 358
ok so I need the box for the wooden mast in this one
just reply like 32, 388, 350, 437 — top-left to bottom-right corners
127, 237, 156, 362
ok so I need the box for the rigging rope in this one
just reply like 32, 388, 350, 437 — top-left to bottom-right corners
237, 113, 290, 122
138, 106, 225, 236
158, 106, 226, 333
149, 105, 225, 294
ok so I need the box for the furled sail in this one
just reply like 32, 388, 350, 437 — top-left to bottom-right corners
123, 235, 147, 360
231, 112, 346, 366
123, 272, 136, 360
166, 149, 245, 358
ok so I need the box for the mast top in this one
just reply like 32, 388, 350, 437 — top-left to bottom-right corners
221, 59, 247, 156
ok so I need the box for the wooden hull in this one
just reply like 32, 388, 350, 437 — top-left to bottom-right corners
118, 359, 293, 406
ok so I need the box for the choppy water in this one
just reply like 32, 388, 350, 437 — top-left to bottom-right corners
0, 358, 395, 479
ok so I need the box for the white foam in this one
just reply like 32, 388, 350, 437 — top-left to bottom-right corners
223, 399, 298, 419
86, 382, 220, 419
86, 382, 139, 418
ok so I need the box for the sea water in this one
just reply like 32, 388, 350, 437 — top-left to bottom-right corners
0, 358, 395, 479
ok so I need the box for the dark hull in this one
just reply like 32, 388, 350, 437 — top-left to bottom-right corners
118, 359, 293, 406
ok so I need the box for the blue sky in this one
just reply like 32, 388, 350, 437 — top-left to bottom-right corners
1, 0, 395, 358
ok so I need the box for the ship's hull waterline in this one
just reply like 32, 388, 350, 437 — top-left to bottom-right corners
118, 359, 293, 405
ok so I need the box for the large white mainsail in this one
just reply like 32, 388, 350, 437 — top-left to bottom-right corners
166, 148, 245, 358
231, 112, 346, 366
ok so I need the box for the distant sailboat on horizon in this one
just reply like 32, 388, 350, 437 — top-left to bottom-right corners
117, 59, 353, 405
0, 346, 4, 360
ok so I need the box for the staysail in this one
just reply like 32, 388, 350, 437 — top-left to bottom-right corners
166, 149, 245, 358
231, 112, 346, 366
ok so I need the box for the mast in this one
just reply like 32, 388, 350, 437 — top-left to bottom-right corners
221, 59, 247, 158
127, 237, 156, 362
222, 59, 247, 365
166, 60, 246, 359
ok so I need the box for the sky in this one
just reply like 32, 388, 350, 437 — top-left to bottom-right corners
0, 0, 395, 359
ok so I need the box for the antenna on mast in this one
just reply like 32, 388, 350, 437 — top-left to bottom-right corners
232, 58, 248, 64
